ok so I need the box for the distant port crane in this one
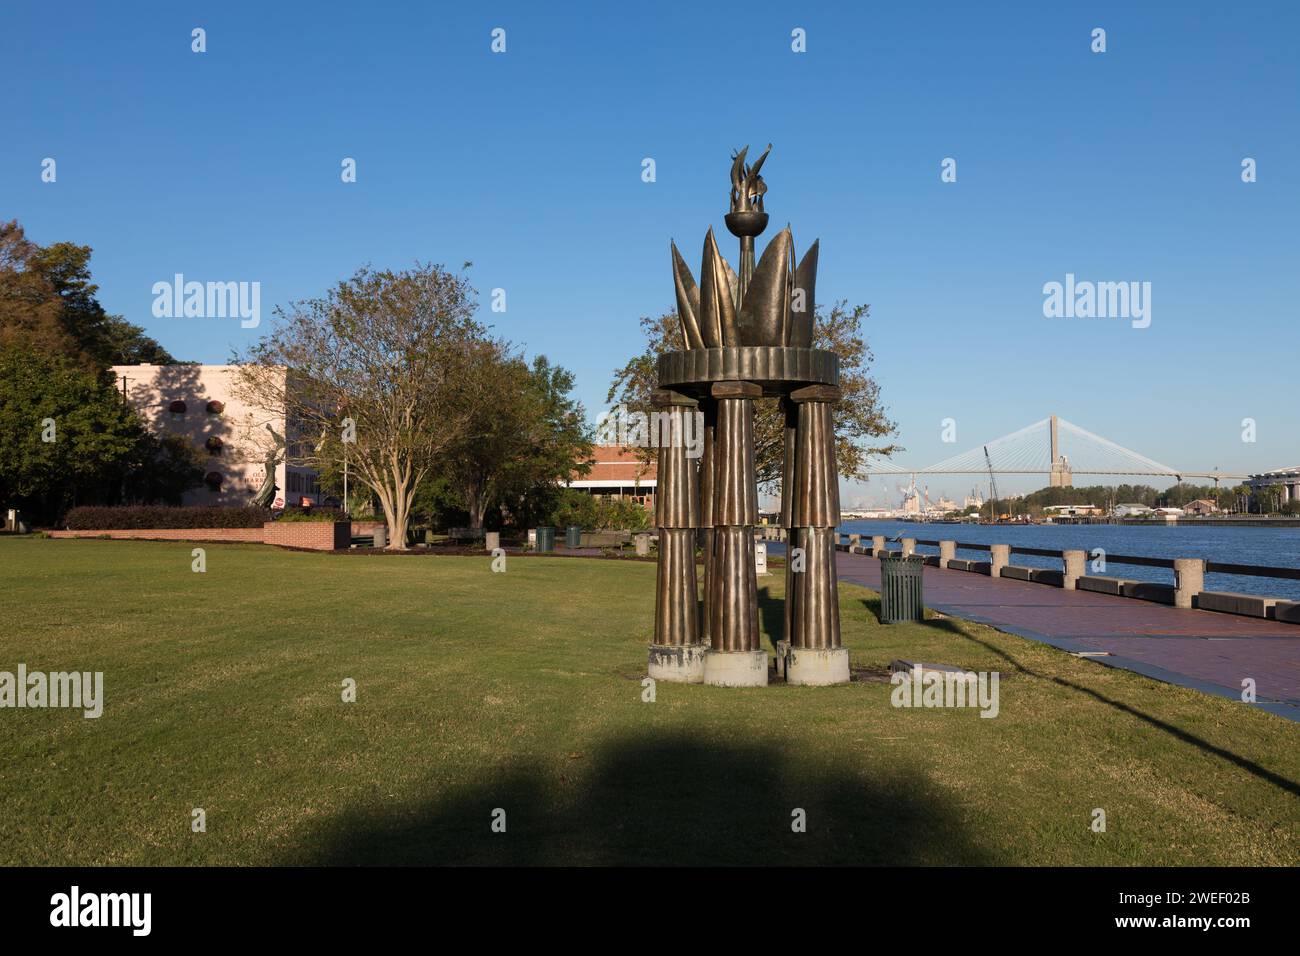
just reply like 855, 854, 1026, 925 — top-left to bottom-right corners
983, 445, 1000, 519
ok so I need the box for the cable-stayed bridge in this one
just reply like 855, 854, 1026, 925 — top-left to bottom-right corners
864, 416, 1247, 485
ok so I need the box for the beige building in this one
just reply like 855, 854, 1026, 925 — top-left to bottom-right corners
112, 364, 322, 508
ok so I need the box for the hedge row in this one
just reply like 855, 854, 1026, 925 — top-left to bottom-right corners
275, 507, 346, 523
65, 506, 273, 530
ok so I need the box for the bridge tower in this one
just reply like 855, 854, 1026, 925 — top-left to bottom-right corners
1049, 414, 1073, 487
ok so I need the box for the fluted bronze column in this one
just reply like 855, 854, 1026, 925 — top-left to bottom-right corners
702, 381, 766, 686
697, 396, 717, 648
781, 396, 798, 649
648, 389, 705, 682
784, 384, 849, 685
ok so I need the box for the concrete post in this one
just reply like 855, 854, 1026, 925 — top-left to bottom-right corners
634, 533, 650, 557
1173, 558, 1205, 609
849, 533, 861, 552
939, 540, 956, 569
901, 537, 916, 556
990, 544, 1010, 577
484, 531, 500, 551
1062, 549, 1085, 590
872, 534, 886, 556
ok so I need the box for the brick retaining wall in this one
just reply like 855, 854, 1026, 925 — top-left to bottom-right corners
261, 521, 351, 550
50, 522, 351, 551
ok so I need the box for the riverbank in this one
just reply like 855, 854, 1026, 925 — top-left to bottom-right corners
834, 520, 1300, 602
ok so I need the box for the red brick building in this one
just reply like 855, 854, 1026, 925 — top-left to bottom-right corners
568, 446, 657, 510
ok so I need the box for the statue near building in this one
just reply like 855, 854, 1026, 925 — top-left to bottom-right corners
249, 424, 285, 508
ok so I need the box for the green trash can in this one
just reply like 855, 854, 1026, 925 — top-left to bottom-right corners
879, 554, 925, 623
536, 526, 556, 552
565, 525, 583, 549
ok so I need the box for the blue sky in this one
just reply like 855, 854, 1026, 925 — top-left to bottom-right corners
5, 1, 1297, 504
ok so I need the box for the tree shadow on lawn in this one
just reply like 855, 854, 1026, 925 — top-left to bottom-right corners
924, 616, 1300, 799
289, 733, 989, 866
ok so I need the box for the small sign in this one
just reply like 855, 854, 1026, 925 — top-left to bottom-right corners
755, 541, 768, 575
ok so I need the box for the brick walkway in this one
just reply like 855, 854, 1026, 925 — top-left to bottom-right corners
836, 551, 1300, 721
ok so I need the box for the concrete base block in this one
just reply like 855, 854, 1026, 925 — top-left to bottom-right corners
1000, 565, 1034, 581
946, 559, 974, 572
1121, 581, 1176, 605
1029, 568, 1064, 586
1077, 576, 1133, 596
647, 643, 707, 683
890, 659, 976, 682
1196, 591, 1279, 618
703, 649, 769, 687
1272, 601, 1300, 624
969, 561, 993, 575
785, 646, 850, 686
922, 555, 941, 567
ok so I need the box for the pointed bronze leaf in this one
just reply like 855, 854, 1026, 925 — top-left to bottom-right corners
738, 227, 791, 346
699, 228, 737, 347
789, 238, 819, 347
721, 253, 740, 314
671, 241, 704, 349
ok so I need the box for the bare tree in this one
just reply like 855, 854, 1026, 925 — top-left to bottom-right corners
235, 263, 482, 549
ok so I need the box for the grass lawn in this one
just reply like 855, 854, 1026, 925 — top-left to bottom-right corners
0, 536, 1296, 866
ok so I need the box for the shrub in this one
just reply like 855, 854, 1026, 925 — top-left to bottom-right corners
65, 505, 272, 530
274, 507, 346, 523
548, 488, 652, 531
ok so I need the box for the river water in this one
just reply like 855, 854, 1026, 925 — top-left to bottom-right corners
833, 519, 1300, 603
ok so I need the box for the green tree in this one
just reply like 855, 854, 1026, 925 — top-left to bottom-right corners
236, 262, 484, 549
608, 301, 899, 490
0, 346, 147, 521
0, 220, 175, 368
549, 488, 601, 530
439, 347, 592, 531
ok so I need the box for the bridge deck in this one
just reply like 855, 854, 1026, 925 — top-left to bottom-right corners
835, 551, 1300, 721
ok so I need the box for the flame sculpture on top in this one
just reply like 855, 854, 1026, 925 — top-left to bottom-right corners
670, 144, 819, 350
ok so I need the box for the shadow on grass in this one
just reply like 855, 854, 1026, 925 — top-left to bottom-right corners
925, 617, 1300, 798
288, 733, 988, 866
860, 597, 884, 624
758, 585, 784, 652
